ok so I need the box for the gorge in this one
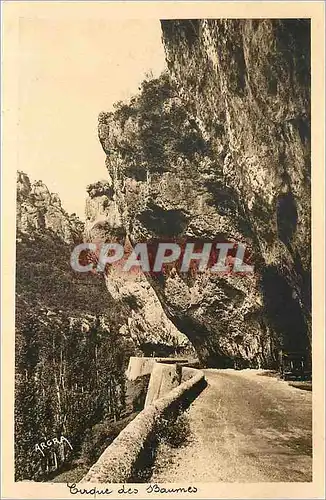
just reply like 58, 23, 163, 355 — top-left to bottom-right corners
14, 17, 312, 483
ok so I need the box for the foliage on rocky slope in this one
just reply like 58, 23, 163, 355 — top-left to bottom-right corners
15, 173, 137, 480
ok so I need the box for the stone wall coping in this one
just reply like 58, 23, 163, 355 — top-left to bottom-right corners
81, 364, 205, 483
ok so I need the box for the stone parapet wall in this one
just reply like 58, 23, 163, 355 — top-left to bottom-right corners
81, 361, 205, 483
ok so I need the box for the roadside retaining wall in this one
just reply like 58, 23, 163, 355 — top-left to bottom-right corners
144, 362, 182, 408
81, 364, 205, 483
125, 357, 156, 381
125, 357, 189, 381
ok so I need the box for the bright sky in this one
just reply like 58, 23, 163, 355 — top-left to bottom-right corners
18, 17, 166, 219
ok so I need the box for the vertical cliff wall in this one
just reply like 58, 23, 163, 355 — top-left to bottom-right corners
95, 19, 311, 367
161, 19, 311, 357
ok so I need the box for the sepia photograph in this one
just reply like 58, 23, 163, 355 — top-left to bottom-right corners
1, 2, 325, 499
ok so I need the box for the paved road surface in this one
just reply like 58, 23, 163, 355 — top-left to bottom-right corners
151, 369, 312, 482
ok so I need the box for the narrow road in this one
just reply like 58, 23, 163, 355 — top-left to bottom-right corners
151, 369, 312, 482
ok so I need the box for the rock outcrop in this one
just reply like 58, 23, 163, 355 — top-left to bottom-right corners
17, 171, 83, 243
94, 19, 311, 367
85, 183, 191, 355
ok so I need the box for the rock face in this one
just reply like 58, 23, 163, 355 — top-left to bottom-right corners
161, 20, 311, 362
85, 183, 191, 355
95, 19, 311, 367
17, 171, 83, 243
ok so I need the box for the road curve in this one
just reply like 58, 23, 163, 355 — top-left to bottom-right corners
151, 369, 312, 482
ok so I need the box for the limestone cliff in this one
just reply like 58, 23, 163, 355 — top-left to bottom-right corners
95, 19, 311, 367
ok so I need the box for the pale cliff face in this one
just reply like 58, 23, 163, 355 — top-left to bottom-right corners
92, 19, 311, 367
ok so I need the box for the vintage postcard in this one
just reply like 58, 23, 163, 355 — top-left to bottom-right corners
1, 1, 325, 499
